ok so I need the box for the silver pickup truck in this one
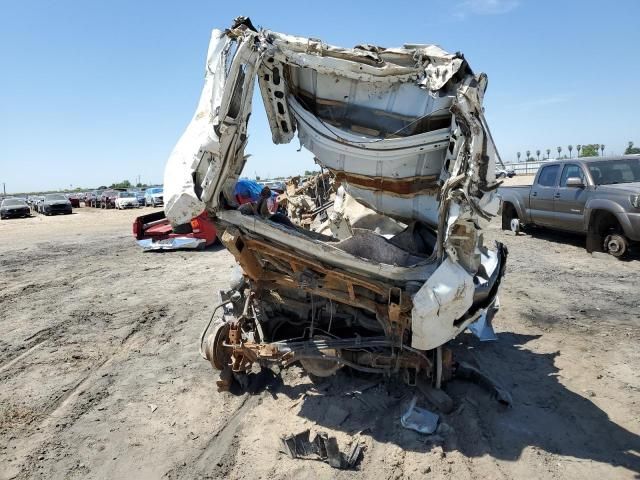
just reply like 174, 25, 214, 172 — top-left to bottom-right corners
499, 156, 640, 257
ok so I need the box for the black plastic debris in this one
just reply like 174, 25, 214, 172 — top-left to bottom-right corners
456, 361, 513, 407
280, 429, 363, 469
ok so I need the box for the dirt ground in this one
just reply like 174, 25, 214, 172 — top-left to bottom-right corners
500, 174, 535, 186
0, 206, 638, 479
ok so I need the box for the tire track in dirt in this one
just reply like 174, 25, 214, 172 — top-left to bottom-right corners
0, 338, 49, 375
163, 394, 260, 479
1, 301, 169, 382
0, 309, 114, 376
0, 325, 60, 372
8, 303, 172, 479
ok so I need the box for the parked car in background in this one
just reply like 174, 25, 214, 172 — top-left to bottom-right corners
66, 194, 81, 208
99, 190, 119, 209
496, 167, 516, 178
133, 180, 267, 250
39, 194, 72, 216
133, 210, 217, 250
91, 190, 105, 207
134, 191, 146, 207
499, 156, 640, 258
144, 187, 164, 207
114, 191, 141, 209
1, 197, 31, 219
84, 191, 97, 206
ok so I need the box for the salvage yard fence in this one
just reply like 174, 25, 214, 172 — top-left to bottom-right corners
502, 160, 552, 176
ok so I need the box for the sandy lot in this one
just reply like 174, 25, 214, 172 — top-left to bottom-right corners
0, 206, 639, 479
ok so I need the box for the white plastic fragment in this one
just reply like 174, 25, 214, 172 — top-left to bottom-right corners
401, 396, 439, 434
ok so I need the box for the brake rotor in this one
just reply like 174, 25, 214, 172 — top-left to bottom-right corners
604, 233, 627, 258
203, 320, 231, 371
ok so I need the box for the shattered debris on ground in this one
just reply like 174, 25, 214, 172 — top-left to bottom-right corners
280, 429, 364, 469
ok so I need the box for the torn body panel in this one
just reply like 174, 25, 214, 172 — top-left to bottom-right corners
165, 17, 506, 386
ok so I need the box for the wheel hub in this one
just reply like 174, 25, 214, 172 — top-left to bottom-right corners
510, 218, 520, 234
203, 320, 231, 370
604, 234, 627, 258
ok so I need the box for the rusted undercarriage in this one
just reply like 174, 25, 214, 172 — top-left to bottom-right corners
200, 217, 505, 390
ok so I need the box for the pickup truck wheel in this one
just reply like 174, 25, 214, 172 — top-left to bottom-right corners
604, 233, 628, 258
501, 202, 521, 233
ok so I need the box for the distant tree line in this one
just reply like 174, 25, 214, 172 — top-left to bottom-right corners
625, 141, 640, 154
109, 180, 149, 189
514, 142, 633, 161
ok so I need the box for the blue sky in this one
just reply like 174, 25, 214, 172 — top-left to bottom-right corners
1, 0, 639, 193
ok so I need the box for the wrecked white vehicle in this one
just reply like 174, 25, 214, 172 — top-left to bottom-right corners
164, 17, 507, 390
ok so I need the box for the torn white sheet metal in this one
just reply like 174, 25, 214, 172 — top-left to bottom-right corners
164, 28, 259, 226
136, 237, 205, 251
287, 94, 451, 178
410, 257, 475, 350
164, 17, 506, 359
165, 21, 500, 228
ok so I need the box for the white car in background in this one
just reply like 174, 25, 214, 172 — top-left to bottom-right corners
144, 187, 164, 207
496, 167, 516, 178
114, 191, 140, 209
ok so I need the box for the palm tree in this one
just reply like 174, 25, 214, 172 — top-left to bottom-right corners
557, 146, 562, 158
568, 145, 573, 158
600, 144, 605, 156
546, 148, 551, 159
526, 150, 531, 161
536, 149, 541, 161
517, 151, 521, 162
577, 144, 582, 157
